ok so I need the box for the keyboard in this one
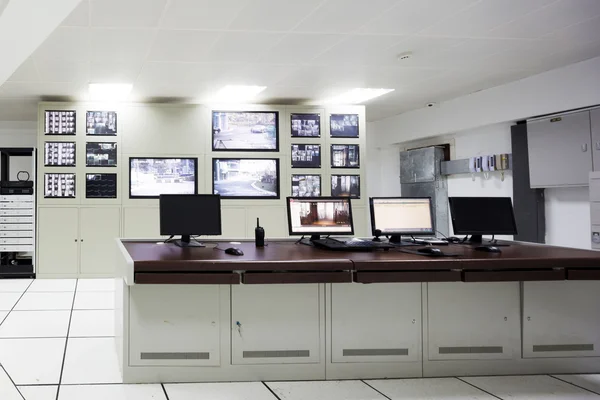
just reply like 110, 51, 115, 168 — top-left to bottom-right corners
312, 238, 394, 251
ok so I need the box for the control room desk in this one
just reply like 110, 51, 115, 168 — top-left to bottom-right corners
115, 239, 600, 383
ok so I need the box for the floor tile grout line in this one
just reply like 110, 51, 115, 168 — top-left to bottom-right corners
361, 380, 392, 400
55, 279, 79, 400
455, 377, 505, 400
161, 383, 171, 400
262, 381, 283, 400
0, 280, 34, 326
549, 374, 600, 396
0, 362, 25, 400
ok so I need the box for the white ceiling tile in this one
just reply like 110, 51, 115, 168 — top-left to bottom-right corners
422, 0, 554, 37
160, 0, 249, 30
206, 32, 283, 63
0, 82, 78, 98
90, 28, 156, 64
36, 60, 90, 84
0, 0, 8, 18
294, 0, 400, 34
487, 0, 600, 39
147, 30, 221, 62
221, 64, 300, 86
61, 0, 89, 27
7, 58, 40, 82
229, 0, 322, 31
359, 0, 478, 35
32, 27, 91, 63
545, 15, 600, 43
91, 0, 167, 27
258, 33, 344, 64
90, 61, 143, 83
310, 35, 407, 66
384, 36, 466, 67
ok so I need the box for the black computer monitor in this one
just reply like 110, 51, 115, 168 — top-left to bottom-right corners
448, 197, 517, 243
159, 194, 222, 247
286, 197, 353, 241
369, 197, 434, 243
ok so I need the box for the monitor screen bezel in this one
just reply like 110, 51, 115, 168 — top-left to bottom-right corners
44, 173, 76, 198
330, 113, 359, 138
211, 110, 280, 152
291, 143, 321, 169
212, 157, 280, 200
291, 174, 321, 197
286, 196, 354, 237
448, 196, 518, 236
369, 196, 435, 237
85, 173, 118, 199
86, 111, 118, 136
44, 110, 76, 135
330, 144, 360, 169
129, 157, 198, 199
44, 141, 76, 167
331, 174, 360, 198
85, 142, 118, 167
159, 194, 223, 236
290, 112, 321, 138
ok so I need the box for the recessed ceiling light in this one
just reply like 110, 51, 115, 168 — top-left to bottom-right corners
88, 83, 133, 101
214, 85, 267, 103
325, 88, 395, 105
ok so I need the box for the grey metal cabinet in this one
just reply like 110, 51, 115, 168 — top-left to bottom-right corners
528, 111, 592, 188
591, 109, 600, 171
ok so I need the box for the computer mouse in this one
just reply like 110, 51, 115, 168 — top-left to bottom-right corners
418, 247, 443, 256
445, 237, 462, 244
475, 245, 501, 253
225, 247, 244, 256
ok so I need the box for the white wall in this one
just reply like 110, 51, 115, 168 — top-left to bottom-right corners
545, 187, 591, 249
0, 121, 36, 180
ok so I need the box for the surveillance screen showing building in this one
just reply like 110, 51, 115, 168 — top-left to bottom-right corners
213, 158, 279, 199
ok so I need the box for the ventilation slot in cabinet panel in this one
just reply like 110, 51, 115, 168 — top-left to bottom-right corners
140, 352, 210, 360
343, 348, 409, 357
439, 346, 503, 354
533, 344, 594, 352
243, 350, 310, 358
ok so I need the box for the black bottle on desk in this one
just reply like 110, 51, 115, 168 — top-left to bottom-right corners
255, 218, 265, 247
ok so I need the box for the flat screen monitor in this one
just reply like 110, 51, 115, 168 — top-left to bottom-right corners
159, 194, 222, 247
86, 142, 117, 167
44, 173, 75, 198
291, 113, 320, 137
86, 173, 117, 199
331, 175, 360, 198
291, 144, 321, 168
448, 197, 517, 242
212, 111, 278, 151
86, 111, 117, 135
129, 157, 197, 199
370, 197, 435, 241
44, 110, 76, 135
331, 144, 359, 168
330, 114, 359, 138
212, 158, 279, 199
292, 175, 321, 197
287, 197, 353, 239
44, 142, 76, 167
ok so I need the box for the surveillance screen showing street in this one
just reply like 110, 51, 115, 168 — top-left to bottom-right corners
212, 111, 278, 151
213, 158, 279, 199
129, 158, 197, 198
331, 175, 360, 198
292, 175, 321, 197
291, 113, 320, 137
330, 114, 359, 138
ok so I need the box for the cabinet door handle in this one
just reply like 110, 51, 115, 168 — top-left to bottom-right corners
582, 144, 589, 152
596, 142, 600, 151
80, 239, 84, 242
74, 239, 78, 242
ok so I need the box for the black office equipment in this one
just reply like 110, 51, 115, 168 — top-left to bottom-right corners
475, 245, 501, 253
225, 247, 244, 256
86, 173, 117, 198
287, 197, 354, 242
369, 197, 435, 244
159, 194, 222, 248
311, 237, 393, 251
418, 247, 443, 256
255, 218, 265, 247
449, 197, 518, 252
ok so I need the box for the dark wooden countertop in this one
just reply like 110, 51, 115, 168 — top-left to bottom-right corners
121, 240, 600, 284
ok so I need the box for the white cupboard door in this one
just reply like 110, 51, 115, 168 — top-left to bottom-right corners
37, 207, 79, 275
79, 207, 121, 275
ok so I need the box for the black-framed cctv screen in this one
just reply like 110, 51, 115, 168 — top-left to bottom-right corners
291, 113, 320, 137
331, 175, 360, 198
292, 174, 321, 197
86, 173, 117, 199
129, 157, 198, 199
330, 114, 359, 138
44, 110, 76, 135
212, 158, 280, 199
291, 144, 321, 168
212, 111, 279, 151
44, 173, 76, 198
86, 142, 117, 167
331, 144, 359, 168
86, 111, 117, 135
44, 142, 76, 167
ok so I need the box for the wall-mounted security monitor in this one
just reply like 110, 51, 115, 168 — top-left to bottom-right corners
449, 197, 517, 244
287, 197, 353, 240
331, 175, 360, 198
44, 142, 76, 167
330, 114, 359, 138
291, 144, 321, 168
44, 110, 76, 135
370, 197, 435, 243
129, 157, 197, 199
292, 175, 321, 197
212, 158, 279, 199
44, 173, 75, 198
86, 173, 117, 199
212, 111, 278, 151
291, 113, 320, 137
159, 194, 222, 247
331, 144, 359, 168
86, 142, 117, 167
86, 111, 117, 135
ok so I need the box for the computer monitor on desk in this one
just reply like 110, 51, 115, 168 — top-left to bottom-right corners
287, 197, 353, 242
369, 197, 434, 243
448, 197, 517, 245
159, 194, 222, 247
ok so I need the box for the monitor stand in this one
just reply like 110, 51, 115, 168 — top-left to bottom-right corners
468, 235, 509, 248
389, 234, 402, 244
296, 235, 320, 246
173, 235, 205, 248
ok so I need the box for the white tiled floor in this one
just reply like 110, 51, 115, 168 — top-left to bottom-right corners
1, 278, 600, 400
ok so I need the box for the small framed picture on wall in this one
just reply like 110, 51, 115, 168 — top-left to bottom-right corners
330, 114, 358, 138
331, 175, 360, 198
291, 113, 320, 137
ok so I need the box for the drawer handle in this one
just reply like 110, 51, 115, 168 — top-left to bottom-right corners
596, 142, 600, 151
582, 144, 589, 152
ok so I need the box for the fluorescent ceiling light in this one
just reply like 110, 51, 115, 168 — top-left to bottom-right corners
214, 85, 266, 103
325, 88, 395, 105
88, 83, 133, 101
